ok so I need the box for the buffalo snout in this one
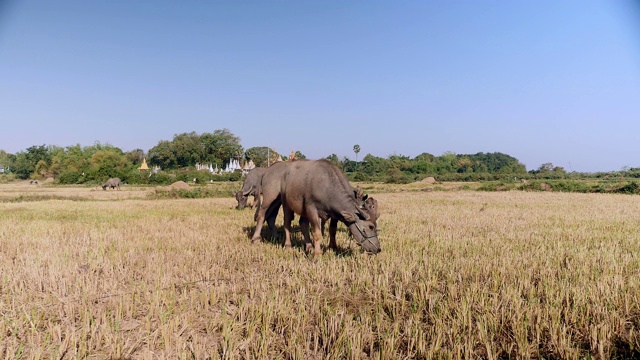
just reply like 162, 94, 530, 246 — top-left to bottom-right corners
235, 191, 248, 210
349, 220, 381, 254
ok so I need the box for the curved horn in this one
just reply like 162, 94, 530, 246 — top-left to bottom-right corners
242, 185, 254, 197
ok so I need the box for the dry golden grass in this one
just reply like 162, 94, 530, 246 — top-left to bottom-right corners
0, 181, 151, 201
1, 184, 639, 358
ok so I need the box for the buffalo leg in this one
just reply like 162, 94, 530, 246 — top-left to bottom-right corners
329, 218, 338, 250
265, 201, 281, 241
282, 202, 294, 248
309, 217, 324, 256
251, 189, 280, 243
299, 217, 314, 252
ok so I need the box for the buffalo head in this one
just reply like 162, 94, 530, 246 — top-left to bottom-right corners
342, 211, 381, 254
235, 185, 254, 209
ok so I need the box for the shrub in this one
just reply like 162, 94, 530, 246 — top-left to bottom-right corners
548, 181, 590, 193
57, 170, 83, 184
148, 186, 233, 199
0, 174, 17, 183
614, 181, 640, 194
478, 181, 515, 192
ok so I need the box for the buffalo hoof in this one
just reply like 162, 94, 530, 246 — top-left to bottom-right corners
251, 238, 262, 244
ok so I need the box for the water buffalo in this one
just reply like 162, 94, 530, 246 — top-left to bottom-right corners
252, 159, 380, 255
102, 177, 121, 190
235, 167, 267, 209
249, 161, 294, 241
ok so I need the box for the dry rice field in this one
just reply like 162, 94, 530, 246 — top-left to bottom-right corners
1, 182, 639, 359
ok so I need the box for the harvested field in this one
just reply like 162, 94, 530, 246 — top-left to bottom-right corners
1, 184, 639, 358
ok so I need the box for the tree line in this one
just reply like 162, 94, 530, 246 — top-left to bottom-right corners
2, 128, 621, 185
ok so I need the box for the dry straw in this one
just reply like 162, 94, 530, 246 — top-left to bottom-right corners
1, 184, 639, 358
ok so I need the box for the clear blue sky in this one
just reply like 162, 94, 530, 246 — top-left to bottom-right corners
1, 1, 639, 172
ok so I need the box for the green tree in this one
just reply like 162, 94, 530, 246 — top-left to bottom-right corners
326, 153, 339, 166
88, 147, 132, 180
341, 156, 353, 172
294, 150, 306, 160
0, 150, 15, 172
148, 140, 177, 169
353, 144, 361, 171
148, 129, 243, 170
411, 153, 436, 174
436, 152, 457, 174
35, 160, 49, 178
361, 154, 388, 175
12, 145, 50, 179
457, 157, 473, 173
466, 152, 526, 174
201, 129, 243, 168
538, 163, 555, 173
125, 149, 145, 165
173, 131, 203, 167
245, 147, 279, 167
62, 144, 90, 174
388, 154, 412, 171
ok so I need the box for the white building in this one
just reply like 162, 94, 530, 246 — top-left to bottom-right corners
196, 159, 256, 175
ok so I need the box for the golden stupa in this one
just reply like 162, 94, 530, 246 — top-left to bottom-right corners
138, 157, 149, 171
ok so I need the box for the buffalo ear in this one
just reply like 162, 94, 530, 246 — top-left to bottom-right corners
347, 208, 370, 221
341, 211, 358, 223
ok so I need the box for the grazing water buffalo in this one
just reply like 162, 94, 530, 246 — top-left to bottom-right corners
235, 167, 267, 209
252, 159, 380, 255
250, 161, 294, 242
102, 177, 121, 190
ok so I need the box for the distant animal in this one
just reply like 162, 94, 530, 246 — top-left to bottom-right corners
235, 167, 267, 210
252, 160, 380, 255
102, 178, 121, 190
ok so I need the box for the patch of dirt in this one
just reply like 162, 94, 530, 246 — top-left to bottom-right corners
540, 183, 552, 191
417, 177, 436, 184
43, 177, 55, 184
168, 181, 191, 190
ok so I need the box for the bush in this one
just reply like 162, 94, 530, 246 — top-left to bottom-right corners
57, 170, 82, 184
384, 169, 414, 184
478, 182, 515, 192
613, 181, 640, 194
0, 174, 17, 183
148, 186, 233, 199
147, 172, 173, 185
547, 181, 590, 193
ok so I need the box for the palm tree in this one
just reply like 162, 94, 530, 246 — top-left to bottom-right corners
353, 144, 361, 172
